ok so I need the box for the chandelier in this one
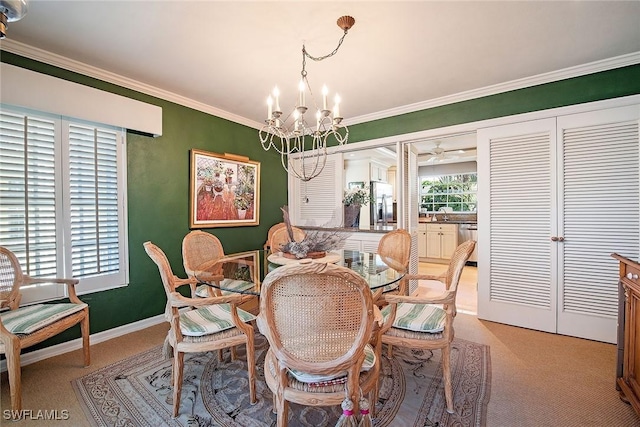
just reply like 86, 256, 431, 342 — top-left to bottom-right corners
259, 16, 355, 182
0, 0, 29, 39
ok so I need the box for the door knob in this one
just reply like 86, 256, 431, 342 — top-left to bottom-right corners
551, 236, 558, 241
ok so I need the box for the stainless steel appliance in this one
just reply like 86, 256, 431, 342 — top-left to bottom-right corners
458, 223, 478, 262
370, 181, 393, 226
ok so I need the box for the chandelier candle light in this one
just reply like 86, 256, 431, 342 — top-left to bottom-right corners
260, 16, 355, 182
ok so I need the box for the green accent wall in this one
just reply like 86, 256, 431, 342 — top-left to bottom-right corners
2, 52, 639, 353
1, 52, 288, 350
348, 64, 640, 142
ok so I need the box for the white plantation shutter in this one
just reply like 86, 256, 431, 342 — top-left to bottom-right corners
68, 124, 121, 277
0, 111, 64, 301
0, 106, 128, 303
289, 152, 343, 226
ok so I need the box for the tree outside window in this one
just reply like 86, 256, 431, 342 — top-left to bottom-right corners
420, 173, 477, 212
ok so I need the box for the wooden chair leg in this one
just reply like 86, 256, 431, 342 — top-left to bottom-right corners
442, 345, 454, 414
80, 311, 91, 366
246, 336, 257, 404
231, 345, 237, 360
4, 336, 22, 413
172, 351, 185, 418
276, 394, 288, 427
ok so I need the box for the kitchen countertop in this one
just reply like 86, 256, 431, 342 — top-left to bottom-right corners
299, 224, 396, 234
419, 220, 477, 225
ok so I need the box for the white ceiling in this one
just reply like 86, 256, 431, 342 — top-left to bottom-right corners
2, 1, 640, 158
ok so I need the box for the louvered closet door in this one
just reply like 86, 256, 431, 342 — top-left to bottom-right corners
477, 118, 558, 333
557, 105, 640, 343
288, 152, 343, 226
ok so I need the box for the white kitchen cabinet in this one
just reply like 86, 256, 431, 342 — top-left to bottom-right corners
370, 162, 387, 182
343, 232, 383, 253
418, 223, 427, 258
426, 224, 458, 260
387, 166, 397, 202
477, 104, 640, 343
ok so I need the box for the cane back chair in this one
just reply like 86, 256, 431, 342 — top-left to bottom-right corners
0, 246, 90, 414
144, 241, 257, 417
380, 239, 476, 414
257, 262, 380, 427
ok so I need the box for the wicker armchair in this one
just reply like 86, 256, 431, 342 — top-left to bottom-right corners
268, 226, 306, 254
0, 246, 90, 414
380, 240, 476, 414
182, 230, 225, 297
377, 229, 411, 274
144, 241, 257, 417
264, 222, 287, 251
257, 262, 380, 427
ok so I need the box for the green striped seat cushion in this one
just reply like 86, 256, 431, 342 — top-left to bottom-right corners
179, 303, 256, 337
194, 279, 255, 298
1, 303, 87, 335
287, 343, 376, 384
381, 303, 446, 333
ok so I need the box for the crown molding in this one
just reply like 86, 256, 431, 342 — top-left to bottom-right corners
2, 39, 638, 130
0, 39, 263, 130
345, 51, 640, 126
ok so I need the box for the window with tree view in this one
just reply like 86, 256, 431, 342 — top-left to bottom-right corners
420, 173, 477, 212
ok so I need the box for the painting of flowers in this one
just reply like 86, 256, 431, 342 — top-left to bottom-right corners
189, 149, 260, 228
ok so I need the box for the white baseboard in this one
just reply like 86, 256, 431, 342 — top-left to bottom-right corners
1, 314, 166, 373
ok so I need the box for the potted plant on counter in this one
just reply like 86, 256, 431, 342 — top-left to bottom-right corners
343, 186, 373, 228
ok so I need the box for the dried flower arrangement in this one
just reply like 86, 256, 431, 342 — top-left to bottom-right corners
279, 206, 350, 259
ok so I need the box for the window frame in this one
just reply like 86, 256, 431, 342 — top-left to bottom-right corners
419, 172, 478, 213
0, 105, 129, 304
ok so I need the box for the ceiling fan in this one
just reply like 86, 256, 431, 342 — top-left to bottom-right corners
425, 141, 463, 163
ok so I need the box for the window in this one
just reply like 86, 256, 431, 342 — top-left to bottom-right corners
0, 106, 128, 304
420, 173, 477, 213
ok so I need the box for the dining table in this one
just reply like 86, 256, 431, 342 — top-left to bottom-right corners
194, 249, 405, 307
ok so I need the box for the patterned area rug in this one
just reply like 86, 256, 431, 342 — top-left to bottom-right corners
72, 335, 490, 427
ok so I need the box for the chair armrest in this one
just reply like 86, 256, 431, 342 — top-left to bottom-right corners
168, 291, 247, 308
404, 273, 446, 282
373, 305, 383, 327
24, 276, 84, 304
193, 272, 225, 283
384, 289, 455, 306
24, 276, 79, 286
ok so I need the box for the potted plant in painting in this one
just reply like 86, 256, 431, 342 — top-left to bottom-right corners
342, 186, 373, 228
234, 195, 250, 219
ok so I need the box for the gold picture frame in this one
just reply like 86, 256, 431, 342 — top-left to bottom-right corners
189, 149, 260, 228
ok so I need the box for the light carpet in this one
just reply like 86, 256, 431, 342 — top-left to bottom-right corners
72, 335, 490, 426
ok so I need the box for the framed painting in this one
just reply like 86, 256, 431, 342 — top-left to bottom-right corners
348, 181, 365, 190
189, 149, 260, 228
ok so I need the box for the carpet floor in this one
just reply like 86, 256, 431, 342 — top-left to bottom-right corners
71, 336, 490, 427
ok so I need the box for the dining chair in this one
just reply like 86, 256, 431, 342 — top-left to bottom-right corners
377, 229, 411, 274
182, 230, 225, 298
268, 226, 306, 254
256, 262, 381, 427
0, 246, 90, 414
182, 230, 256, 300
379, 239, 476, 415
264, 222, 287, 252
143, 241, 257, 417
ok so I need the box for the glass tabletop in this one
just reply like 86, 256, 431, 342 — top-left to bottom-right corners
195, 249, 404, 296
